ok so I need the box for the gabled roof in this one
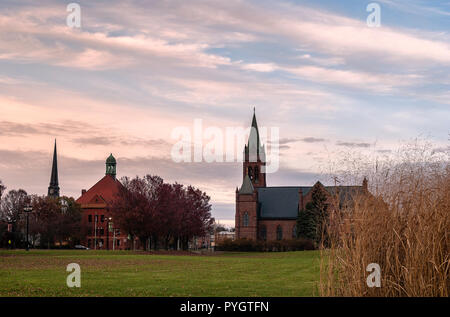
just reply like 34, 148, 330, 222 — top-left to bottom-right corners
76, 175, 123, 205
257, 187, 309, 219
256, 185, 364, 219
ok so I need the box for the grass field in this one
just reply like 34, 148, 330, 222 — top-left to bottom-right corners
0, 249, 320, 297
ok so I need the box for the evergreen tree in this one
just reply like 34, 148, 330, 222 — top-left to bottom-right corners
297, 202, 317, 240
297, 183, 330, 245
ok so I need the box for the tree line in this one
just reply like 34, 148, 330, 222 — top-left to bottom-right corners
0, 183, 84, 248
0, 176, 213, 250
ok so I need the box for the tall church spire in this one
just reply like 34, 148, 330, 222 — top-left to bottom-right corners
48, 139, 60, 198
243, 108, 266, 188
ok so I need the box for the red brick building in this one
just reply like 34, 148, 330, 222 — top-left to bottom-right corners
235, 111, 365, 241
76, 154, 130, 250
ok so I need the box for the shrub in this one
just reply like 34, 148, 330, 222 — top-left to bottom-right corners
216, 238, 315, 252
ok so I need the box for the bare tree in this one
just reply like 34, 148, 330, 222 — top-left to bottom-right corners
0, 180, 5, 200
0, 189, 28, 223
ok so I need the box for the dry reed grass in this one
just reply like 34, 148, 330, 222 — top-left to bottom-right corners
320, 139, 449, 296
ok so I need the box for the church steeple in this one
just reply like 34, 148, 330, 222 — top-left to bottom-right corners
48, 139, 60, 198
105, 153, 116, 179
243, 108, 266, 188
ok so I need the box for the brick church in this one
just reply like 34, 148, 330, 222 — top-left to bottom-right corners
235, 111, 366, 241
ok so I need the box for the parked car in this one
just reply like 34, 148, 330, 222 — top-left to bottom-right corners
74, 245, 90, 250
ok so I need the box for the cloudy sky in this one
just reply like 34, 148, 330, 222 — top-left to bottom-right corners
0, 0, 449, 225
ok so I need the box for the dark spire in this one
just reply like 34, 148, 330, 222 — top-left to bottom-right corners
48, 139, 60, 198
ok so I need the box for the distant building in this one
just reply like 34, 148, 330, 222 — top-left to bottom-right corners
215, 231, 235, 243
235, 111, 366, 241
76, 154, 129, 250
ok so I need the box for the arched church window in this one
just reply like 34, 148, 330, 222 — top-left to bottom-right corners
243, 212, 249, 227
276, 225, 283, 240
292, 225, 297, 238
259, 225, 267, 241
254, 166, 259, 182
248, 167, 253, 180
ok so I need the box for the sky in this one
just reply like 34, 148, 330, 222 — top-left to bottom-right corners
0, 0, 449, 226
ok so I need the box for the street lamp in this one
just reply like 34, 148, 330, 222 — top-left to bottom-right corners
107, 217, 112, 250
23, 205, 33, 251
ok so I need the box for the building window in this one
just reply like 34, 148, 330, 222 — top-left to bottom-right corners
276, 225, 283, 240
88, 215, 92, 223
100, 228, 104, 235
101, 215, 105, 223
117, 240, 120, 246
87, 239, 91, 248
259, 225, 267, 241
243, 212, 249, 227
292, 225, 297, 238
254, 166, 259, 182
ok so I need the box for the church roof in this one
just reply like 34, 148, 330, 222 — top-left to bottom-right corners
76, 175, 123, 205
256, 185, 363, 219
239, 175, 255, 194
257, 187, 309, 219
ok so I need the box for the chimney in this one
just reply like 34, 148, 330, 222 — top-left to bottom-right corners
81, 189, 86, 195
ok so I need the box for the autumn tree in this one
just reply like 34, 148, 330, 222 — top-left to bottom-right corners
111, 175, 162, 250
110, 175, 213, 251
31, 195, 84, 248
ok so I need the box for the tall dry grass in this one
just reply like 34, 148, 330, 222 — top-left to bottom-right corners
320, 140, 449, 296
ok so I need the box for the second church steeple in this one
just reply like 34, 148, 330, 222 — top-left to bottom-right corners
48, 139, 60, 198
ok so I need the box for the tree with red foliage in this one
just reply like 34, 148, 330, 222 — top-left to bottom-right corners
110, 175, 214, 250
111, 175, 163, 250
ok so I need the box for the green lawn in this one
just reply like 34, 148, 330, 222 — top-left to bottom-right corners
0, 249, 320, 297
